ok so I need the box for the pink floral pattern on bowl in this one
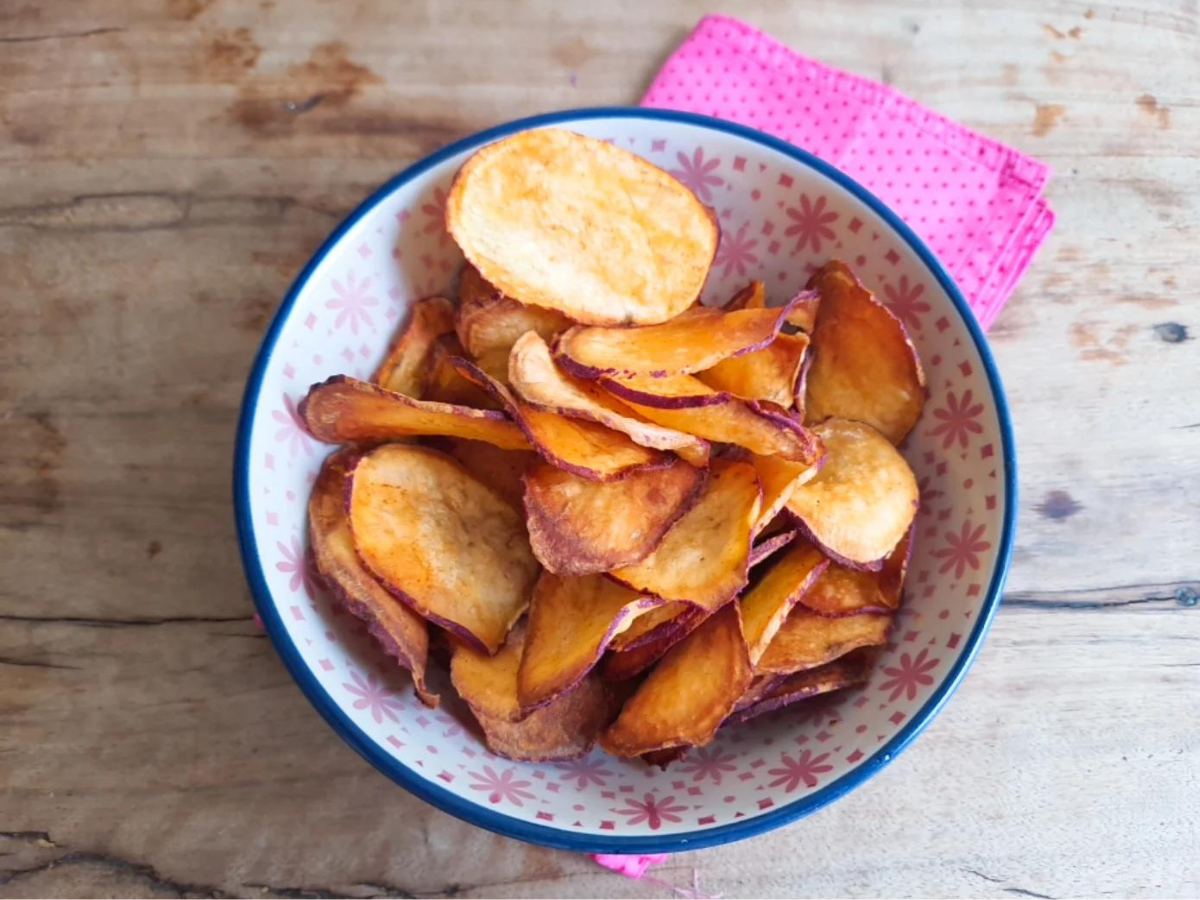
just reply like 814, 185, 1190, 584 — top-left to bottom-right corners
234, 109, 1014, 852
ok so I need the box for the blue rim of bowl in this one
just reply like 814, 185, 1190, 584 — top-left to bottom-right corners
233, 106, 1017, 854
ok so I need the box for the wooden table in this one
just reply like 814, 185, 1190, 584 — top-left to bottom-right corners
3, 1, 1198, 896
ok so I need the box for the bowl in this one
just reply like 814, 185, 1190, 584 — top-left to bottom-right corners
234, 107, 1015, 852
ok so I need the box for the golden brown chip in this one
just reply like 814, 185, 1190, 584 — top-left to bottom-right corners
456, 263, 573, 360
509, 332, 710, 467
696, 331, 810, 408
473, 686, 613, 761
454, 620, 616, 760
741, 543, 830, 665
785, 418, 918, 568
749, 452, 821, 534
602, 606, 709, 682
804, 260, 925, 443
748, 528, 800, 569
731, 674, 784, 713
348, 445, 540, 654
422, 335, 502, 409
523, 459, 706, 576
597, 373, 824, 466
451, 356, 671, 481
724, 280, 767, 311
309, 449, 437, 707
556, 296, 808, 380
606, 601, 692, 653
793, 346, 815, 419
785, 291, 821, 334
624, 396, 821, 465
515, 406, 669, 481
600, 604, 752, 756
799, 565, 893, 617
518, 573, 660, 711
301, 375, 528, 450
609, 459, 761, 612
450, 621, 526, 722
801, 525, 913, 616
757, 608, 892, 675
372, 296, 457, 396
598, 370, 724, 408
602, 640, 665, 682
439, 438, 537, 511
878, 524, 914, 609
447, 128, 717, 326
730, 649, 874, 724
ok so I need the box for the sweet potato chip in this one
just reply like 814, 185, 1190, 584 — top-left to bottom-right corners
618, 392, 822, 465
748, 528, 800, 569
608, 459, 761, 611
750, 452, 821, 534
799, 564, 894, 617
785, 291, 821, 334
473, 687, 612, 761
801, 525, 913, 616
606, 601, 692, 653
523, 459, 705, 576
792, 345, 815, 418
349, 445, 539, 654
600, 604, 752, 756
372, 296, 457, 396
438, 438, 536, 511
509, 332, 710, 467
595, 372, 823, 465
697, 330, 810, 408
301, 376, 528, 450
309, 449, 437, 708
730, 649, 874, 724
447, 128, 717, 326
804, 260, 925, 443
740, 543, 830, 665
602, 639, 668, 682
450, 356, 670, 481
757, 608, 892, 675
518, 573, 660, 711
454, 620, 616, 760
596, 370, 727, 408
878, 524, 914, 609
731, 674, 783, 714
450, 620, 526, 722
602, 604, 710, 681
422, 335, 501, 409
456, 263, 573, 360
785, 418, 918, 568
724, 280, 767, 311
556, 297, 802, 380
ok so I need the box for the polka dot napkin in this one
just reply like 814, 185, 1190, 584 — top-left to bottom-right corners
641, 14, 1055, 330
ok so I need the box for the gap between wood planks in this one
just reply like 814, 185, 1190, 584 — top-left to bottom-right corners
0, 580, 1196, 636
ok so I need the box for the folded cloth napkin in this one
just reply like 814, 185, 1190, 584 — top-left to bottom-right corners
592, 16, 1051, 884
639, 14, 1055, 330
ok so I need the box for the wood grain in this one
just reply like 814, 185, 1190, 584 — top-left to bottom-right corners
2, 0, 1198, 897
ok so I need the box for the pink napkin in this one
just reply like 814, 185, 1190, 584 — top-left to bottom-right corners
591, 17, 1051, 881
640, 14, 1055, 330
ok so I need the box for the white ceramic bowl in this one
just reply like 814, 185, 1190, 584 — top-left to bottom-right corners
234, 108, 1015, 852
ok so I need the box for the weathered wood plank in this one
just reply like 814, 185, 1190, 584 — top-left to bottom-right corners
1, 603, 1197, 898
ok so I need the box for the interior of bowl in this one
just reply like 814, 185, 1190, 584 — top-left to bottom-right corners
234, 108, 1014, 852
